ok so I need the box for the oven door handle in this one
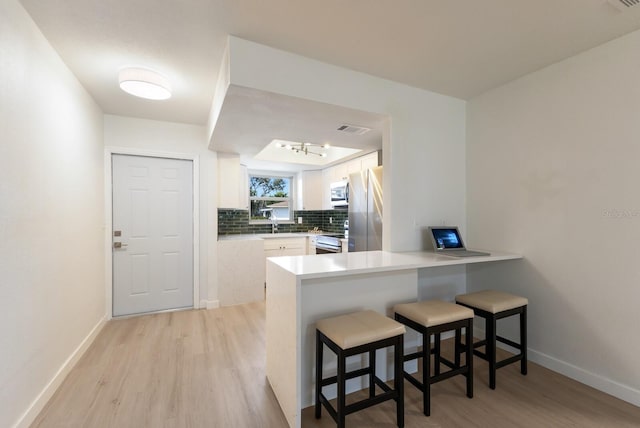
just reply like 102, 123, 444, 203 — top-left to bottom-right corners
315, 245, 342, 254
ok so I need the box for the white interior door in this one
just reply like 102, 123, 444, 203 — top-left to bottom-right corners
112, 154, 193, 317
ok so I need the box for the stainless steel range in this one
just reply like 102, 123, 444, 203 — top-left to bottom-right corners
315, 235, 344, 254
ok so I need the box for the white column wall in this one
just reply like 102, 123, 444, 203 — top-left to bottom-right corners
466, 29, 640, 405
104, 115, 219, 308
226, 37, 467, 252
0, 1, 105, 426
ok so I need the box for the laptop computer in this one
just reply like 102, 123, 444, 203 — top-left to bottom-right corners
428, 226, 490, 257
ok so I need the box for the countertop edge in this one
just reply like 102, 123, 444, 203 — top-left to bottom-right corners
266, 251, 522, 280
218, 232, 330, 241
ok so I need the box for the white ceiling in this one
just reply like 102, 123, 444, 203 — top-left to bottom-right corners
210, 85, 386, 171
19, 0, 640, 163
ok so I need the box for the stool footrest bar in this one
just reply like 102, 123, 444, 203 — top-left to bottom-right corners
474, 339, 488, 348
346, 390, 399, 415
497, 335, 521, 349
473, 349, 487, 359
496, 354, 523, 369
374, 377, 392, 392
430, 367, 469, 384
403, 371, 425, 392
320, 366, 372, 387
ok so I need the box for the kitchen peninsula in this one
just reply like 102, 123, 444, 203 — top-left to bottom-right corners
265, 249, 521, 428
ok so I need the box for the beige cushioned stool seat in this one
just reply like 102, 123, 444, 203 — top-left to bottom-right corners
316, 310, 405, 350
456, 290, 528, 314
394, 300, 474, 327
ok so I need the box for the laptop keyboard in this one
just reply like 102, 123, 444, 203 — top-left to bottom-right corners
444, 250, 490, 257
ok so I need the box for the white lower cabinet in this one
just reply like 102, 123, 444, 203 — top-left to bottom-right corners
264, 237, 307, 257
217, 236, 314, 308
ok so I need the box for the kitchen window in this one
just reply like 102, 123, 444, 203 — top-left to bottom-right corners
249, 174, 293, 223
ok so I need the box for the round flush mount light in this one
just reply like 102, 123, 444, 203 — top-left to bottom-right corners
118, 67, 172, 100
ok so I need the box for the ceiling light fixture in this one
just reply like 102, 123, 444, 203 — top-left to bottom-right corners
118, 67, 172, 100
277, 141, 328, 157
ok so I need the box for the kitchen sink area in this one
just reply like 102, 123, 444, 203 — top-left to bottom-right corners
215, 151, 378, 308
218, 208, 348, 237
218, 208, 351, 301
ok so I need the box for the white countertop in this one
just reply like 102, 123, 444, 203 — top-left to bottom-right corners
267, 250, 522, 280
218, 232, 323, 241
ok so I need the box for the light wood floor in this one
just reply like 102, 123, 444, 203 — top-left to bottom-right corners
33, 302, 640, 428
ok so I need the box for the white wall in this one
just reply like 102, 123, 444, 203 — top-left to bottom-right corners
104, 115, 219, 308
226, 37, 467, 252
0, 1, 105, 426
467, 29, 640, 406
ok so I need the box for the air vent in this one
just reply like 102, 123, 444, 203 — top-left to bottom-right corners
337, 124, 371, 135
608, 0, 640, 11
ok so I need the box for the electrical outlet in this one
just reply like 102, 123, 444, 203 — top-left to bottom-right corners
298, 217, 303, 224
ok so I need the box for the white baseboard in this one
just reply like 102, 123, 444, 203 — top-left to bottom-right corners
200, 299, 220, 309
528, 349, 640, 408
13, 316, 107, 428
474, 327, 640, 408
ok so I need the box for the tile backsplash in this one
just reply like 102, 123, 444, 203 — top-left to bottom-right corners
218, 208, 348, 235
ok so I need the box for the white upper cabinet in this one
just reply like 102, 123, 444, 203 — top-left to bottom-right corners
321, 168, 333, 210
331, 162, 350, 182
301, 170, 323, 210
322, 153, 378, 184
218, 154, 248, 209
360, 151, 380, 170
347, 158, 362, 176
319, 151, 381, 210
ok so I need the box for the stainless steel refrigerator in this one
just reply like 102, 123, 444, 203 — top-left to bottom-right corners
348, 166, 383, 252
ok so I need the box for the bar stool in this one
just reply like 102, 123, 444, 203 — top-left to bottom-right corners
393, 300, 474, 416
455, 289, 528, 389
315, 310, 405, 428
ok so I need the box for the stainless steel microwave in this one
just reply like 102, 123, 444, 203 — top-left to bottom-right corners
330, 180, 349, 207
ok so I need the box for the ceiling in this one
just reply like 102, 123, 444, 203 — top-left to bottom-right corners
210, 85, 386, 171
19, 0, 640, 164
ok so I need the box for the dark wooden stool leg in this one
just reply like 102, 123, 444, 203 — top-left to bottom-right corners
369, 349, 376, 398
487, 315, 497, 390
337, 348, 346, 428
423, 330, 431, 416
521, 306, 528, 375
315, 331, 323, 419
434, 333, 441, 376
395, 335, 404, 428
466, 319, 473, 398
454, 328, 462, 367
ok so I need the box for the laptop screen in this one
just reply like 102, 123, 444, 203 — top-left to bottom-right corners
431, 227, 464, 250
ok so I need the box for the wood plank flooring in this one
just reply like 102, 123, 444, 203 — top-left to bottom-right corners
33, 302, 640, 427
32, 302, 288, 428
